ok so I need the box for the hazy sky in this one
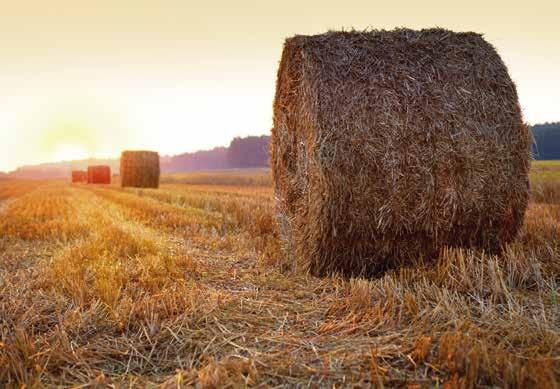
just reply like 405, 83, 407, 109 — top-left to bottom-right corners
1, 0, 558, 172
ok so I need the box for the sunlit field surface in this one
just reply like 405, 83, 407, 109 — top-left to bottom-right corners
161, 168, 272, 187
0, 165, 559, 387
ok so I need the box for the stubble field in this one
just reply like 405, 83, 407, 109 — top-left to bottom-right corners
0, 163, 559, 387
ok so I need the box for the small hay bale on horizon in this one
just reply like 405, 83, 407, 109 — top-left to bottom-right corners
71, 170, 87, 183
87, 165, 111, 185
120, 151, 160, 188
271, 28, 532, 277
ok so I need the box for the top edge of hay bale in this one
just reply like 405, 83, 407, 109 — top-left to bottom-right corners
271, 27, 531, 277
120, 150, 160, 188
121, 150, 159, 157
285, 27, 485, 44
88, 165, 110, 168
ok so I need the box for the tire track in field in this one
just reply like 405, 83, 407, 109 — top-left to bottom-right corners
82, 185, 224, 235
73, 185, 224, 265
88, 185, 280, 273
112, 185, 277, 241
73, 186, 304, 314
78, 186, 274, 293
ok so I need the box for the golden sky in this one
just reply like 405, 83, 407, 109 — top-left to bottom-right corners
1, 0, 558, 172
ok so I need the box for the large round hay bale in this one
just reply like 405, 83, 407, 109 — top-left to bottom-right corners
271, 28, 532, 277
71, 170, 87, 183
87, 165, 111, 184
120, 151, 160, 188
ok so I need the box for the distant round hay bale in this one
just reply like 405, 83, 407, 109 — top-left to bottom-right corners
87, 165, 111, 184
271, 28, 532, 277
71, 170, 87, 183
120, 151, 160, 188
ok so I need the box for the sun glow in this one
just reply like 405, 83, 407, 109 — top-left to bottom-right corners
26, 107, 133, 168
51, 143, 88, 162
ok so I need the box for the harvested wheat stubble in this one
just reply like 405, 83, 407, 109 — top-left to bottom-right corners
71, 170, 87, 183
271, 28, 532, 277
87, 165, 111, 184
120, 151, 160, 188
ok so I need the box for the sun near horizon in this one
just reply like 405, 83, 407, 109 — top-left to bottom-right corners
1, 0, 559, 172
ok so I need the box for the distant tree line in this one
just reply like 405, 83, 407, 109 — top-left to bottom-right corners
162, 146, 229, 173
532, 122, 560, 160
227, 135, 270, 168
161, 135, 270, 172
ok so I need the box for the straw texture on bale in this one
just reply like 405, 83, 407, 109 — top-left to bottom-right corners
120, 151, 160, 188
271, 28, 532, 277
87, 165, 111, 185
71, 170, 87, 183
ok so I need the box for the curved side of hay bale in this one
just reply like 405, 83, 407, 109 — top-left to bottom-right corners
87, 166, 111, 184
271, 28, 532, 277
120, 151, 160, 188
